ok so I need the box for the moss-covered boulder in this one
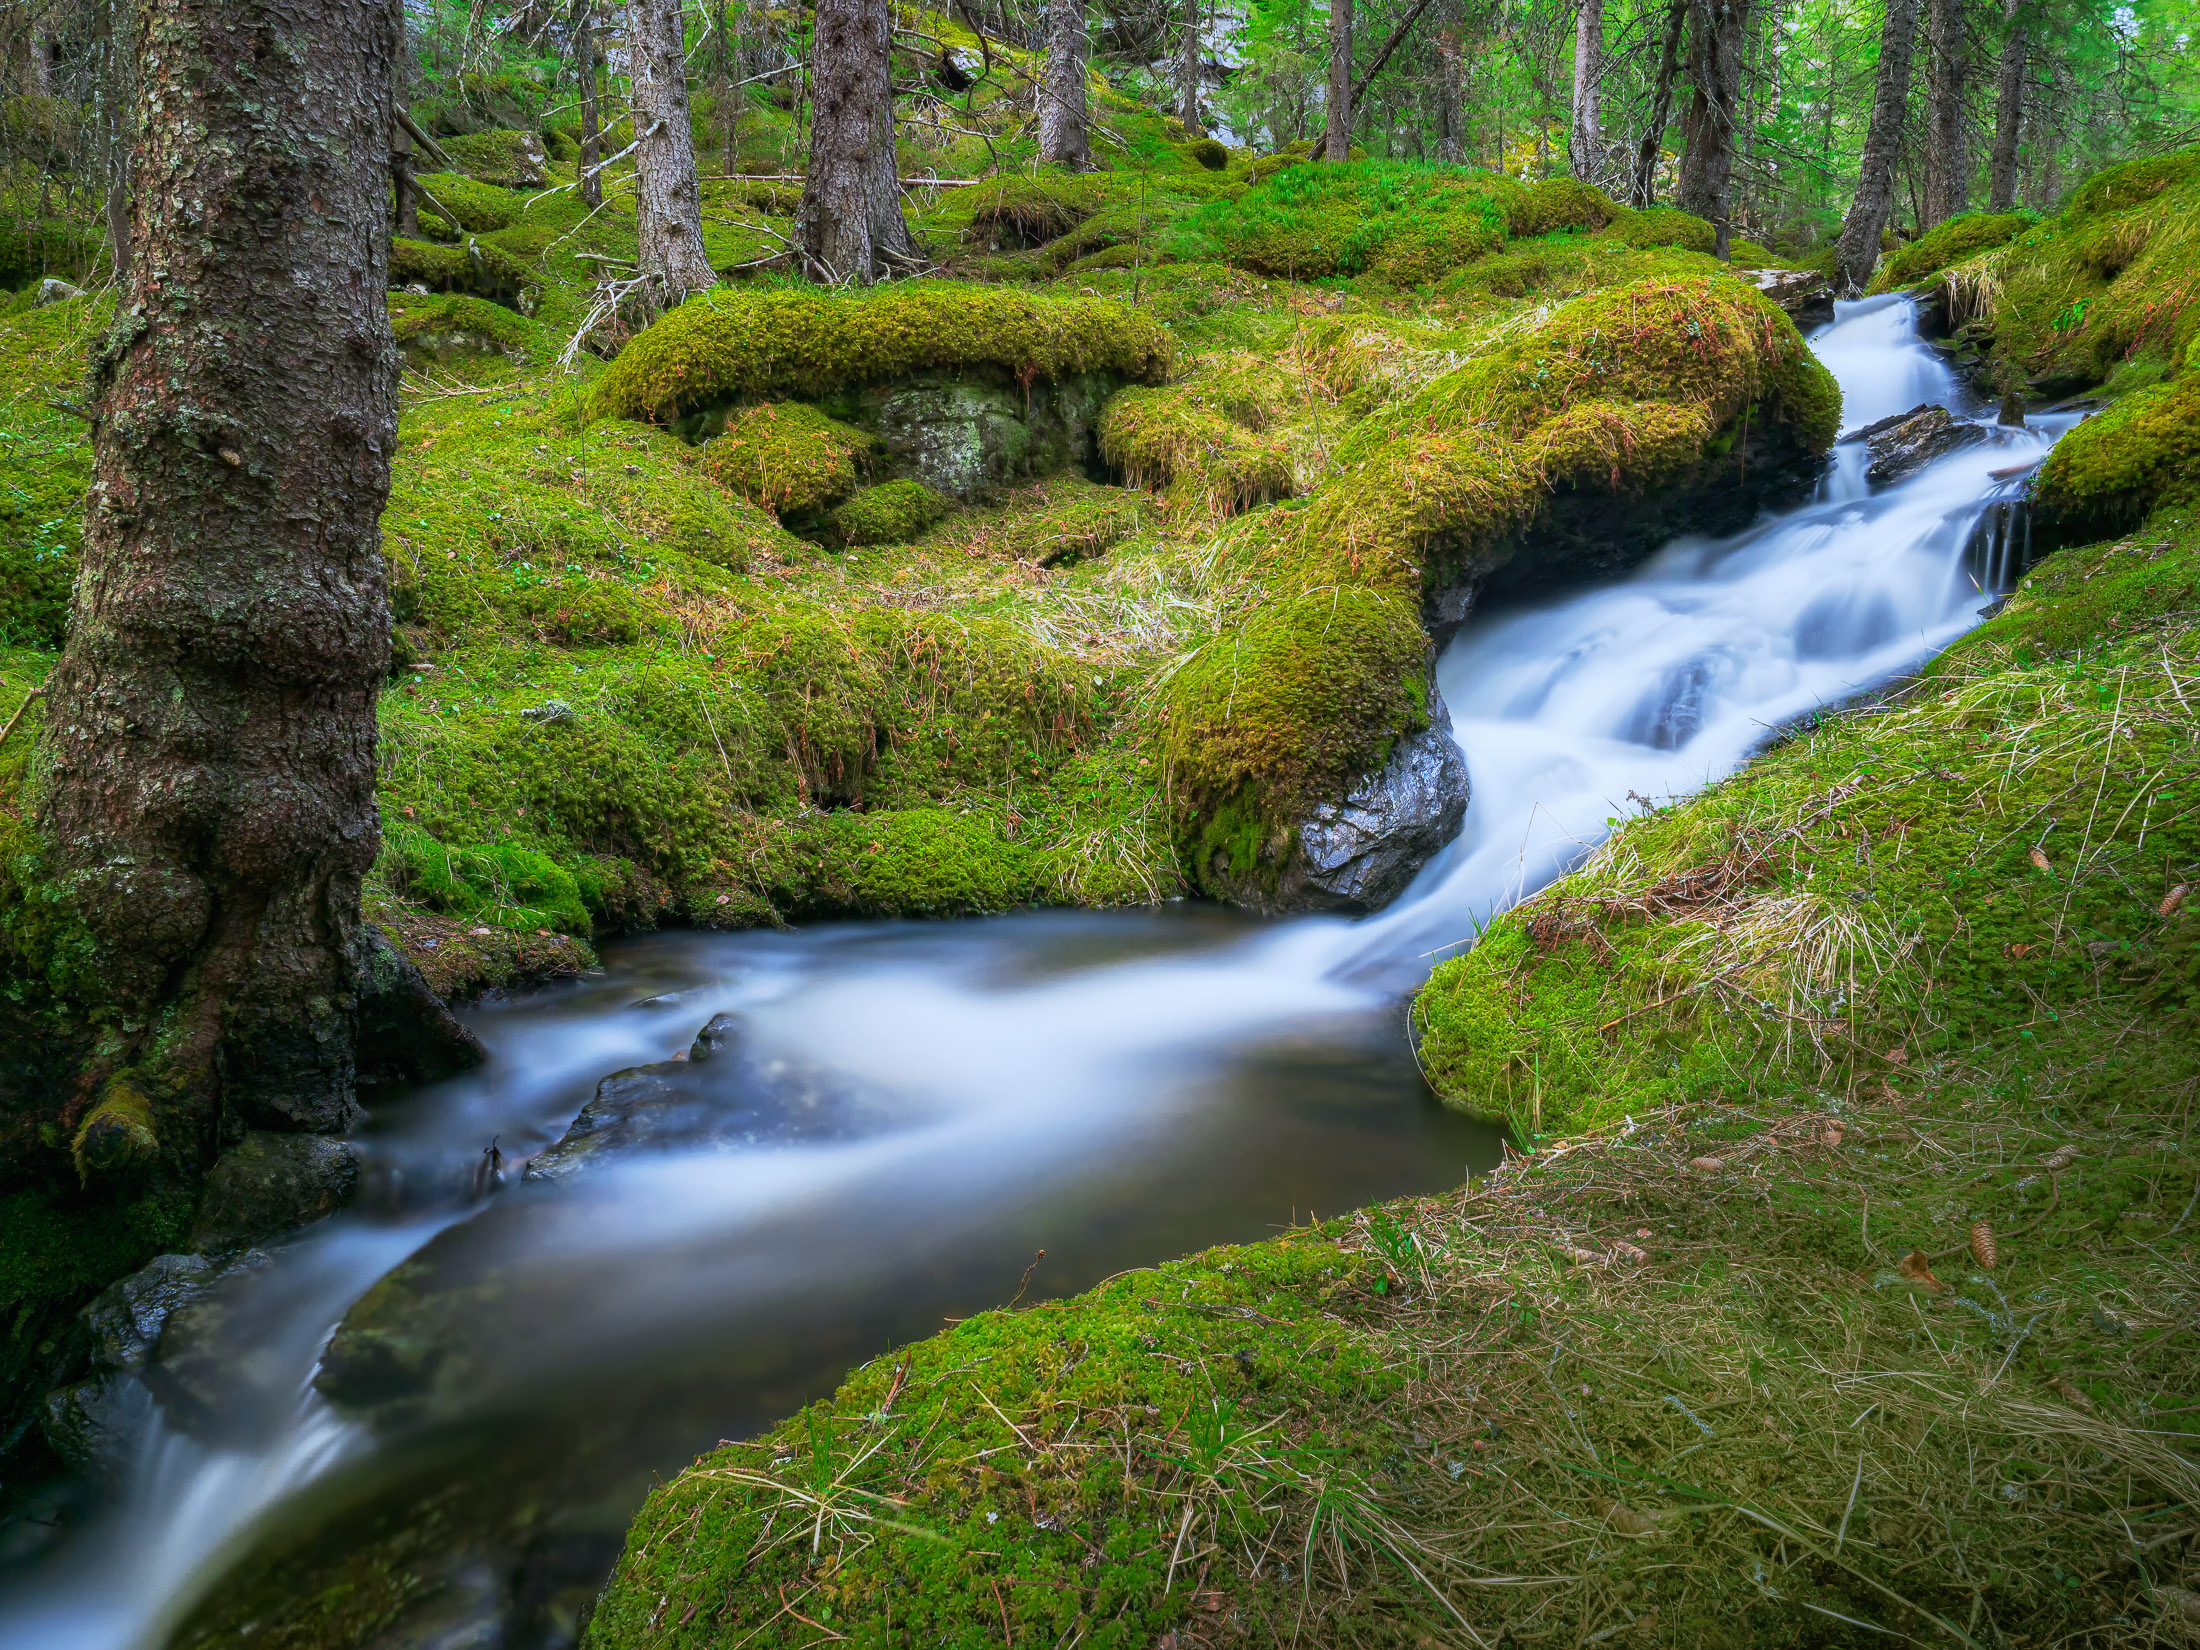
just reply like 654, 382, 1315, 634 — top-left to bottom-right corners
2030, 371, 2200, 538
832, 478, 952, 546
698, 401, 877, 519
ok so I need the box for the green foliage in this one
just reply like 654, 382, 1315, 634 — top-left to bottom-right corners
0, 211, 103, 289
1097, 383, 1293, 519
1178, 159, 1539, 282
699, 401, 877, 518
592, 284, 1174, 423
832, 479, 952, 547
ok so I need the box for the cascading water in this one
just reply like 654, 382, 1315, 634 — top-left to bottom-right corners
0, 295, 2079, 1650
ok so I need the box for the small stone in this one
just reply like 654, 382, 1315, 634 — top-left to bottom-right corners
1856, 403, 1988, 484
191, 1132, 363, 1252
519, 699, 574, 724
1688, 1156, 1726, 1173
36, 277, 84, 306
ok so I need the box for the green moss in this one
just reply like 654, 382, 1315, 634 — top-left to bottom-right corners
2063, 148, 2200, 220
1866, 210, 2032, 293
2031, 373, 2200, 532
409, 170, 523, 233
1187, 137, 1230, 171
832, 479, 952, 547
592, 284, 1173, 424
70, 1074, 159, 1181
698, 401, 877, 518
377, 822, 593, 936
390, 236, 542, 312
1598, 205, 1717, 254
1178, 159, 1520, 281
388, 292, 554, 369
0, 210, 103, 288
1096, 384, 1293, 520
1507, 177, 1621, 238
433, 129, 548, 188
917, 474, 1149, 566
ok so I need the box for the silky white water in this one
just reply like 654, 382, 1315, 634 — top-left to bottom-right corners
0, 295, 2075, 1650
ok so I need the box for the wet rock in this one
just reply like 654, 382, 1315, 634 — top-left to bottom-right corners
523, 1013, 867, 1185
1857, 402, 1987, 483
191, 1132, 362, 1252
1278, 694, 1471, 913
1749, 267, 1834, 326
827, 371, 1118, 500
38, 1253, 213, 1482
357, 924, 488, 1092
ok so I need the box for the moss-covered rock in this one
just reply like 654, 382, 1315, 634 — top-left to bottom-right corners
435, 128, 549, 189
390, 235, 543, 313
592, 284, 1173, 424
699, 401, 877, 518
1598, 204, 1717, 254
1866, 209, 2032, 293
832, 479, 952, 546
2030, 371, 2200, 536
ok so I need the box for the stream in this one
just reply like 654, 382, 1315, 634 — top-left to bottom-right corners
0, 295, 2080, 1649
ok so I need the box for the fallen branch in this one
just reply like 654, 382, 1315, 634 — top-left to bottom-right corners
0, 687, 46, 748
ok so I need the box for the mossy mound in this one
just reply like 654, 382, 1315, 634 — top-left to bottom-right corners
434, 128, 549, 189
699, 401, 877, 518
409, 170, 524, 235
2030, 371, 2200, 535
832, 479, 953, 546
1097, 383, 1294, 520
1866, 209, 2032, 293
1946, 146, 2200, 391
389, 292, 554, 369
918, 473, 1150, 566
1597, 204, 1718, 254
390, 235, 543, 312
593, 285, 1174, 424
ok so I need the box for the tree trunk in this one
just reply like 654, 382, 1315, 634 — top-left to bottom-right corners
1834, 0, 1922, 294
799, 0, 921, 282
1434, 1, 1465, 162
1177, 0, 1202, 134
1631, 0, 1687, 207
97, 0, 135, 280
1675, 0, 1749, 258
1987, 0, 2024, 211
575, 0, 603, 211
35, 0, 404, 1164
1324, 0, 1352, 160
1037, 0, 1090, 169
630, 0, 716, 305
1923, 0, 1966, 224
392, 130, 419, 239
1569, 0, 1601, 181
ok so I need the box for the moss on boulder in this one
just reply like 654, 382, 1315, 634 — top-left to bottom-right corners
1866, 209, 2032, 293
699, 401, 877, 518
832, 479, 952, 546
592, 285, 1173, 424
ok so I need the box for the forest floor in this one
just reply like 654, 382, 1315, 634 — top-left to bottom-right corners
3, 27, 2198, 1650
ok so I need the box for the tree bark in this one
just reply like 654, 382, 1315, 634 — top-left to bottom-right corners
1835, 0, 1922, 294
1037, 0, 1090, 168
1923, 0, 1966, 224
1631, 0, 1687, 207
35, 0, 403, 1159
1434, 1, 1465, 162
1675, 0, 1749, 257
798, 0, 921, 281
97, 0, 135, 280
1324, 0, 1352, 160
630, 0, 716, 305
1987, 0, 2024, 211
1177, 0, 1202, 134
575, 0, 603, 211
1569, 0, 1602, 181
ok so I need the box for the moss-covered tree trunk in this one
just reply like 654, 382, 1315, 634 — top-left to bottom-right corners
1675, 0, 1749, 258
630, 0, 716, 305
1987, 0, 2026, 212
1923, 0, 1968, 225
1324, 0, 1352, 160
1037, 0, 1090, 169
798, 0, 920, 282
34, 0, 402, 1166
1835, 0, 1921, 293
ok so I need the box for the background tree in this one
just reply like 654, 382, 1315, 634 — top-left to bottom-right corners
1179, 0, 1204, 132
1676, 0, 1751, 255
32, 0, 420, 1170
1923, 0, 1967, 222
1040, 0, 1092, 166
1988, 0, 2027, 209
799, 0, 921, 280
1835, 0, 1923, 291
1325, 0, 1353, 157
573, 0, 603, 211
629, 0, 715, 304
1570, 0, 1603, 179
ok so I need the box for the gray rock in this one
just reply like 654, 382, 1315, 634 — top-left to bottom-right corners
519, 698, 574, 724
36, 277, 83, 306
834, 371, 1118, 500
1857, 402, 1987, 483
1280, 692, 1471, 912
522, 1013, 872, 1185
1749, 266, 1834, 324
191, 1132, 362, 1252
39, 1252, 213, 1482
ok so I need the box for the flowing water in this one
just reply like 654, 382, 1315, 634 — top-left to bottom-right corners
0, 295, 2079, 1649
